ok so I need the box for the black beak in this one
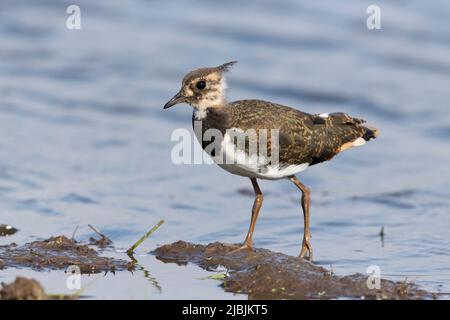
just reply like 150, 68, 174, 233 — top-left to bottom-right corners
163, 91, 185, 109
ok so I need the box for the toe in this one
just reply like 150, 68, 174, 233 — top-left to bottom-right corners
227, 244, 252, 255
299, 241, 313, 260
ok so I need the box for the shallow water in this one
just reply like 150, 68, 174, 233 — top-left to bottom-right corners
1, 0, 450, 299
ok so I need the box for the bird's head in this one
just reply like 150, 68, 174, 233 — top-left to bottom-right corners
163, 61, 237, 110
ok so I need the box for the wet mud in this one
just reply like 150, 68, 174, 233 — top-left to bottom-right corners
0, 235, 134, 274
1, 277, 47, 300
153, 241, 431, 300
0, 224, 18, 237
87, 224, 114, 248
0, 277, 79, 300
0, 233, 433, 299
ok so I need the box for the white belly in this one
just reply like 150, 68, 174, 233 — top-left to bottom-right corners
217, 162, 309, 180
215, 130, 309, 180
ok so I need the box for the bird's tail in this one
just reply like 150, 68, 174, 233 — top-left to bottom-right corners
325, 112, 380, 142
362, 124, 380, 141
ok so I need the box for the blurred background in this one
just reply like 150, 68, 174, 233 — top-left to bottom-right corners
0, 0, 449, 299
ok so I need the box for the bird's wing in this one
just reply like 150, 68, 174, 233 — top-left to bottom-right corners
227, 100, 378, 166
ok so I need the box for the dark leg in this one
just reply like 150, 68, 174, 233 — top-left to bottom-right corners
289, 175, 313, 260
229, 178, 263, 253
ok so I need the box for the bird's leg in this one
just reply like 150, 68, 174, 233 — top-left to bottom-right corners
243, 178, 263, 248
229, 178, 263, 254
289, 175, 313, 260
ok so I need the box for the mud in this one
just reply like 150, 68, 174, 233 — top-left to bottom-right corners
87, 224, 113, 248
89, 235, 113, 248
153, 241, 430, 300
0, 276, 79, 300
1, 277, 47, 300
0, 235, 134, 274
0, 224, 18, 237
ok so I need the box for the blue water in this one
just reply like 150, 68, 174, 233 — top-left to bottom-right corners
1, 0, 450, 299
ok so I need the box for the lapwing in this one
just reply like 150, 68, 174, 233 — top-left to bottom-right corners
164, 62, 379, 260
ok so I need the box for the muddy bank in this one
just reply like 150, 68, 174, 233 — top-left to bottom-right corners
1, 277, 48, 300
153, 241, 430, 300
0, 277, 79, 300
0, 224, 18, 237
0, 235, 134, 274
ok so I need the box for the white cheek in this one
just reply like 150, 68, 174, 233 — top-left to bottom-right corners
191, 76, 227, 112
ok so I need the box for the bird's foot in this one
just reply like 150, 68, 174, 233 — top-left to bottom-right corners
299, 238, 313, 261
227, 243, 253, 255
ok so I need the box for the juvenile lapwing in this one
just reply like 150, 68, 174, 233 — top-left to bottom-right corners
164, 62, 379, 260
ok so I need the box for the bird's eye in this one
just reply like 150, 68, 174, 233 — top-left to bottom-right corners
196, 80, 206, 90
